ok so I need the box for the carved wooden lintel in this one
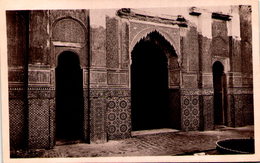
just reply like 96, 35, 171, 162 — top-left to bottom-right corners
212, 12, 231, 21
117, 8, 188, 27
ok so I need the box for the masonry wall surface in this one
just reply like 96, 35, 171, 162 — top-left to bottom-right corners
7, 7, 254, 150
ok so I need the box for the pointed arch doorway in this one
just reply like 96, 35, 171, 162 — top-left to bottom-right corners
131, 31, 178, 131
56, 51, 84, 142
213, 61, 227, 126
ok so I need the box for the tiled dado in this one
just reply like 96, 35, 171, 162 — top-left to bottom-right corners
27, 88, 55, 149
180, 88, 214, 131
9, 98, 27, 149
230, 94, 254, 127
106, 96, 131, 140
28, 98, 55, 149
181, 95, 200, 131
202, 95, 214, 130
89, 88, 131, 143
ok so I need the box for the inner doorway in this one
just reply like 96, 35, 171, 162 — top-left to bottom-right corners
131, 32, 170, 131
56, 51, 84, 143
213, 61, 227, 126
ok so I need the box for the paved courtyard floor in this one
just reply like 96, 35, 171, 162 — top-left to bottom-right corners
11, 125, 254, 158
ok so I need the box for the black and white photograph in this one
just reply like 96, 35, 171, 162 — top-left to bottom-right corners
0, 0, 259, 162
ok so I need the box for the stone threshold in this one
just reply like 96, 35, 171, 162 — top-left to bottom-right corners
131, 128, 179, 136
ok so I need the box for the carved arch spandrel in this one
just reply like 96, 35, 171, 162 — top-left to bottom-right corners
130, 27, 181, 64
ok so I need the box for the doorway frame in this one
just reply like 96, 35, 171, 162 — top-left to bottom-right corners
212, 61, 227, 126
54, 50, 86, 144
212, 56, 231, 127
129, 29, 181, 132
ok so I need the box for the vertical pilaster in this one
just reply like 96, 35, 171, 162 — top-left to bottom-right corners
198, 12, 214, 130
180, 24, 200, 131
27, 11, 54, 149
89, 10, 108, 143
83, 68, 90, 142
7, 11, 29, 149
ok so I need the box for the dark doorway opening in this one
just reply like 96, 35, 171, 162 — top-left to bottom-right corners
131, 32, 170, 131
213, 61, 227, 126
56, 51, 84, 143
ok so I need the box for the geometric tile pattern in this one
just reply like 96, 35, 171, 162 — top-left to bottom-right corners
28, 98, 50, 149
235, 95, 244, 127
202, 95, 214, 130
233, 94, 254, 127
9, 98, 27, 149
49, 98, 55, 148
106, 96, 131, 140
90, 97, 107, 144
181, 95, 200, 131
121, 22, 130, 69
229, 94, 235, 127
82, 89, 89, 142
106, 17, 119, 69
89, 89, 131, 143
244, 94, 254, 125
